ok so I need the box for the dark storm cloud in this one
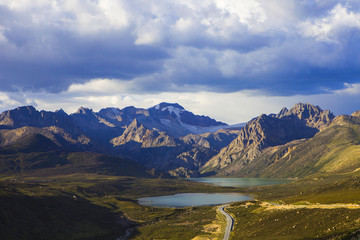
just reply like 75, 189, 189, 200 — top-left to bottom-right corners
0, 3, 169, 92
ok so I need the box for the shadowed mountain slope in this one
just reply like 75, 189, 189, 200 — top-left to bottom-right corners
0, 134, 152, 178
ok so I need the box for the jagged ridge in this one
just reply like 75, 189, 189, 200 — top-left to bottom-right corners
202, 103, 335, 174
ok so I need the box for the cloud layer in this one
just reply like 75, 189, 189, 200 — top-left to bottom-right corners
1, 0, 360, 95
1, 0, 360, 123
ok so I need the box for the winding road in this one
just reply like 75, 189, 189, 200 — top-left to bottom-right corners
218, 205, 234, 240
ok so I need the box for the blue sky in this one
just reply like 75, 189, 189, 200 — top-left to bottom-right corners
1, 0, 360, 123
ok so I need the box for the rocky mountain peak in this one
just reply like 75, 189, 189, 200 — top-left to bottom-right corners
127, 118, 142, 129
111, 118, 177, 148
6, 106, 39, 119
15, 105, 37, 113
75, 107, 94, 115
55, 108, 66, 114
276, 107, 289, 118
351, 111, 360, 118
0, 106, 42, 127
286, 103, 323, 119
98, 107, 120, 118
152, 102, 185, 111
278, 103, 335, 130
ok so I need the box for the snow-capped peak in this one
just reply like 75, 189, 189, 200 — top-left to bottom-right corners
151, 102, 185, 123
152, 102, 185, 111
162, 106, 184, 120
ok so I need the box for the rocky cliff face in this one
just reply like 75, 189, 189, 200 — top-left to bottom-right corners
180, 129, 240, 150
110, 119, 178, 148
201, 103, 335, 174
108, 120, 239, 177
172, 129, 240, 176
277, 103, 334, 130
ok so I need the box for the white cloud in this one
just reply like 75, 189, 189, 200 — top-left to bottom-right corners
299, 4, 360, 43
67, 79, 133, 94
0, 25, 7, 43
333, 83, 360, 95
16, 77, 360, 124
0, 0, 50, 11
174, 18, 193, 32
0, 92, 19, 108
134, 18, 165, 45
98, 0, 129, 29
214, 0, 266, 28
0, 0, 131, 34
3, 79, 360, 125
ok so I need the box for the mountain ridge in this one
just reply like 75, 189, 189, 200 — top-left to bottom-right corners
201, 103, 335, 174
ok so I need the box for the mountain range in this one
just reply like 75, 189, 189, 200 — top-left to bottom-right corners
2, 102, 360, 179
0, 103, 240, 177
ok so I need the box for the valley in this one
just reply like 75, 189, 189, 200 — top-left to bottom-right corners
2, 102, 360, 239
3, 1, 360, 239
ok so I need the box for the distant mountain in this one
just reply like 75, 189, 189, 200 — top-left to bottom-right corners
0, 106, 80, 133
99, 102, 228, 137
201, 103, 335, 175
0, 103, 235, 177
0, 106, 92, 152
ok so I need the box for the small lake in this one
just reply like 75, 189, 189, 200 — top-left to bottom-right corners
189, 178, 293, 188
138, 193, 251, 208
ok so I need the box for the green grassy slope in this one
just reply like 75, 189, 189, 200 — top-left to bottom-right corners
227, 169, 360, 240
0, 175, 238, 240
228, 202, 360, 240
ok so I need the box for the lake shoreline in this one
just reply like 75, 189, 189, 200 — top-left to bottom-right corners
138, 192, 252, 208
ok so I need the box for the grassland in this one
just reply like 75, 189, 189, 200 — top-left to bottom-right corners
3, 171, 360, 239
222, 170, 360, 240
3, 158, 360, 239
0, 173, 240, 240
228, 202, 360, 240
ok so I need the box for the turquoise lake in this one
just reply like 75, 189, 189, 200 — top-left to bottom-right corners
138, 178, 291, 207
138, 193, 252, 208
189, 177, 293, 188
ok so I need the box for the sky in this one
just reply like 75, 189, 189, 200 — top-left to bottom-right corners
1, 0, 360, 124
